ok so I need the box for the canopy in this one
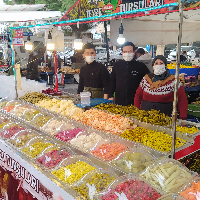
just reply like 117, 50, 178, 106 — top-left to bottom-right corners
110, 9, 200, 45
0, 4, 45, 11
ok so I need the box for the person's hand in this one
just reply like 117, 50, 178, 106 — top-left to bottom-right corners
108, 97, 114, 101
77, 94, 80, 96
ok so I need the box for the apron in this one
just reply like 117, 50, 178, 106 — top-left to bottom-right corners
141, 100, 173, 117
83, 87, 104, 98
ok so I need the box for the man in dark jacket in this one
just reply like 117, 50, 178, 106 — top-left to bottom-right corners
77, 43, 110, 99
108, 42, 150, 106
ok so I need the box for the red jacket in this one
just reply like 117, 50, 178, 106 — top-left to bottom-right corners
134, 74, 188, 119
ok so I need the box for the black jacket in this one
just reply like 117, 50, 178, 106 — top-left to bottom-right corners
77, 61, 110, 94
26, 54, 39, 80
108, 59, 150, 106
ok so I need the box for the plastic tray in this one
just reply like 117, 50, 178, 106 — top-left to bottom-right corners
90, 138, 128, 162
55, 128, 84, 143
41, 118, 66, 135
0, 122, 25, 140
178, 175, 200, 200
0, 99, 8, 109
9, 105, 29, 117
111, 145, 156, 174
30, 113, 52, 128
95, 174, 162, 200
20, 108, 40, 122
8, 129, 39, 149
20, 136, 55, 158
73, 168, 117, 199
35, 144, 74, 170
140, 158, 197, 195
51, 155, 97, 186
0, 116, 11, 129
69, 130, 104, 153
2, 100, 22, 113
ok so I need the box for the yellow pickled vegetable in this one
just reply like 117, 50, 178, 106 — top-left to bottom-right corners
176, 125, 199, 134
120, 127, 186, 152
51, 161, 96, 184
73, 173, 115, 199
22, 142, 53, 157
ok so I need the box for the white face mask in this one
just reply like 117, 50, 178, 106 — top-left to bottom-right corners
85, 56, 95, 64
153, 65, 166, 75
123, 53, 134, 62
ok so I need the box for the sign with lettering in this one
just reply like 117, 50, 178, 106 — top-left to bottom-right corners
11, 28, 24, 46
59, 0, 199, 22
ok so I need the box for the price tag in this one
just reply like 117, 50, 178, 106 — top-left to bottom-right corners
15, 138, 21, 144
45, 156, 51, 164
124, 160, 133, 170
30, 146, 35, 151
64, 169, 71, 181
114, 192, 128, 200
86, 183, 96, 200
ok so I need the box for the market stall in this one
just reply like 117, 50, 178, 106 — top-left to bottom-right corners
0, 94, 199, 199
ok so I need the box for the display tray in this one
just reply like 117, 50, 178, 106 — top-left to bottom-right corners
110, 145, 156, 175
20, 136, 55, 158
50, 155, 97, 187
35, 144, 75, 171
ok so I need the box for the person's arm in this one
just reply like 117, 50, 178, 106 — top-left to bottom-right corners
77, 69, 84, 94
101, 65, 110, 99
134, 84, 144, 109
177, 85, 188, 120
108, 65, 116, 98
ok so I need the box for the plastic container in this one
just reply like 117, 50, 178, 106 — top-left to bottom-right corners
111, 146, 155, 174
30, 113, 52, 128
90, 138, 128, 162
80, 92, 91, 106
21, 136, 54, 158
41, 118, 66, 135
178, 175, 200, 200
36, 144, 74, 170
0, 116, 11, 129
8, 129, 39, 149
95, 174, 162, 200
2, 100, 22, 113
51, 155, 97, 186
0, 122, 25, 140
73, 169, 117, 200
69, 131, 104, 152
140, 158, 197, 195
20, 108, 40, 122
9, 105, 29, 117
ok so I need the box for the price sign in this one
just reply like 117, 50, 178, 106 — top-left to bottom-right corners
12, 29, 24, 46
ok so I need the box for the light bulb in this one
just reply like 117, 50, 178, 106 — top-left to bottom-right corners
25, 41, 33, 51
74, 39, 83, 50
117, 34, 125, 45
47, 39, 54, 50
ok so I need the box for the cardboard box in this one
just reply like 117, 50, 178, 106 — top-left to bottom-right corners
198, 75, 200, 80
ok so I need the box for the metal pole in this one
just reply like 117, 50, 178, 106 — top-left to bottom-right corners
171, 0, 183, 159
104, 21, 109, 67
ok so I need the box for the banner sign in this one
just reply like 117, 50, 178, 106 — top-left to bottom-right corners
59, 0, 200, 22
11, 28, 24, 46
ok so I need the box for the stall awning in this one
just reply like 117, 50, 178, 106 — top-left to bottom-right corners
0, 4, 45, 11
110, 9, 200, 45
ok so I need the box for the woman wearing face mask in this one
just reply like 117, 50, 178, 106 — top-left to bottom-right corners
134, 55, 188, 119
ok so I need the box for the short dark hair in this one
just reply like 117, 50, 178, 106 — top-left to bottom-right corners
122, 42, 136, 51
82, 43, 95, 53
137, 48, 145, 55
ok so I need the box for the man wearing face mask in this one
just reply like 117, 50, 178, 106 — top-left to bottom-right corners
108, 42, 150, 106
134, 55, 188, 119
77, 43, 110, 99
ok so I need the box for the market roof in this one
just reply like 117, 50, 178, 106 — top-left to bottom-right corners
0, 4, 45, 11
